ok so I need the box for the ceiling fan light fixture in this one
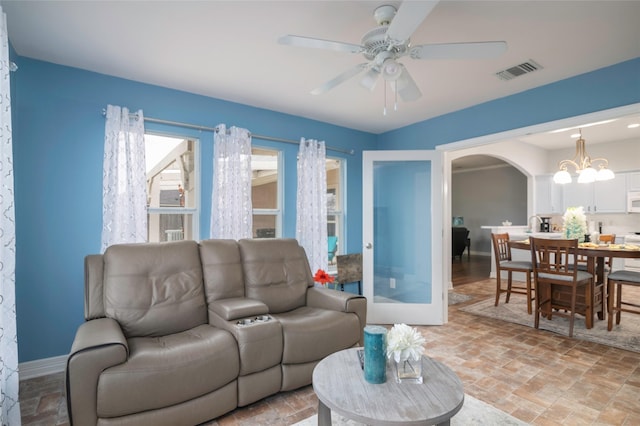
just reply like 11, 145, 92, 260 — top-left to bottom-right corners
381, 59, 402, 81
360, 68, 379, 91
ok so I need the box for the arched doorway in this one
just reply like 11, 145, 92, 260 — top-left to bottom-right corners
450, 154, 527, 286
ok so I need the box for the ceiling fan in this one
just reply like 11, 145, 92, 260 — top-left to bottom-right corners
278, 1, 507, 106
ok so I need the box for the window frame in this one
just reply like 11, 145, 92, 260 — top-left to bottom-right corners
145, 132, 200, 242
251, 146, 283, 238
327, 155, 346, 268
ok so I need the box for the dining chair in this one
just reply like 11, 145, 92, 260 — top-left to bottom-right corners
607, 269, 640, 331
491, 233, 534, 314
530, 237, 594, 337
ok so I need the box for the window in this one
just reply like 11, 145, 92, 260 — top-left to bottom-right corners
145, 134, 198, 242
251, 147, 281, 238
327, 157, 344, 270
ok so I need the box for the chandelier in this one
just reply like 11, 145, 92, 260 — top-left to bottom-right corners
552, 129, 614, 184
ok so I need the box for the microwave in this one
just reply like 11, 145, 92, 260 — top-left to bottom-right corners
628, 191, 640, 213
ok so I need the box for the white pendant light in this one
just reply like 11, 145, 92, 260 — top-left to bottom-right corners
553, 129, 614, 184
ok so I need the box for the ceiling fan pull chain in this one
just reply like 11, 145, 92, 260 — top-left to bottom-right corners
383, 82, 387, 116
394, 80, 398, 112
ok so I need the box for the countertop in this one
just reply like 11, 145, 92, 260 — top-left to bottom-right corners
481, 225, 563, 238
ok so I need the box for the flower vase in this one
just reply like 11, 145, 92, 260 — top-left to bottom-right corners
395, 355, 423, 383
562, 206, 587, 242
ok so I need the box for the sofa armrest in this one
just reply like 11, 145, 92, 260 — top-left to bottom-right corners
306, 287, 367, 345
66, 318, 129, 426
209, 297, 270, 321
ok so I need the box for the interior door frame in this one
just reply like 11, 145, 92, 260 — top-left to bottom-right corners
438, 103, 640, 288
363, 149, 445, 325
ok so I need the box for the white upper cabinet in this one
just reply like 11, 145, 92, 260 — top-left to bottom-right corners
628, 172, 640, 191
535, 175, 563, 214
562, 173, 628, 214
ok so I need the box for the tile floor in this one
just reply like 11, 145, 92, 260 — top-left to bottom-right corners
19, 275, 640, 425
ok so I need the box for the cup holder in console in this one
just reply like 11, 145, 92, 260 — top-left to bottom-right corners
236, 315, 272, 326
254, 315, 271, 322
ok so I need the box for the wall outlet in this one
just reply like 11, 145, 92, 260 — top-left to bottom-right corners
389, 278, 396, 289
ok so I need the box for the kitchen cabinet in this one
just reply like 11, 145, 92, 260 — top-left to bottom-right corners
562, 173, 627, 213
535, 175, 563, 214
628, 172, 640, 191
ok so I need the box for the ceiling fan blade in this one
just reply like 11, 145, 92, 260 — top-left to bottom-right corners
386, 1, 439, 45
311, 63, 368, 95
278, 35, 363, 54
410, 41, 508, 60
393, 66, 422, 102
360, 68, 380, 91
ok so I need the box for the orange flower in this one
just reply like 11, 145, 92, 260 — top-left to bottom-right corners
313, 269, 334, 286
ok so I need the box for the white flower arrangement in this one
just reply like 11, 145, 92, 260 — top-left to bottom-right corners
562, 206, 587, 242
385, 323, 426, 362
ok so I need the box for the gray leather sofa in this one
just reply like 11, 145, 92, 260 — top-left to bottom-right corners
66, 238, 366, 426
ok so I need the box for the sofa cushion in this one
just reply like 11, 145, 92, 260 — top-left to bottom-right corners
272, 306, 361, 364
200, 239, 246, 302
103, 240, 207, 337
238, 239, 313, 313
96, 324, 239, 418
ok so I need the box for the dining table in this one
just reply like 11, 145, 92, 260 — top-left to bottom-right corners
509, 239, 640, 329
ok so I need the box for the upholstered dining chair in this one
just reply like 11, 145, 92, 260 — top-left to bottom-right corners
530, 237, 594, 337
607, 269, 640, 331
491, 233, 534, 314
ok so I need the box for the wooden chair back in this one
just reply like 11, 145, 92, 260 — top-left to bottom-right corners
530, 237, 578, 279
530, 237, 594, 337
491, 232, 512, 264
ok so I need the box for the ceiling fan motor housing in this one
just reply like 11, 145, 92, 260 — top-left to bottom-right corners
361, 26, 408, 61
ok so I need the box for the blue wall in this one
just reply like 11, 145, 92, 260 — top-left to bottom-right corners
378, 57, 640, 149
12, 51, 640, 363
12, 57, 376, 362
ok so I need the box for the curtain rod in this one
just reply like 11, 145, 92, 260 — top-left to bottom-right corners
100, 109, 354, 155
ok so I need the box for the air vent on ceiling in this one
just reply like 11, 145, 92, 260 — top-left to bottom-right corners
495, 60, 543, 81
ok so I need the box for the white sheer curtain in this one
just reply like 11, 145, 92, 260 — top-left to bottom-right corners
296, 138, 328, 273
0, 6, 20, 425
101, 105, 147, 252
211, 124, 253, 239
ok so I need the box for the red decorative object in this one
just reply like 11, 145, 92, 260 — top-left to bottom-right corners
313, 269, 335, 286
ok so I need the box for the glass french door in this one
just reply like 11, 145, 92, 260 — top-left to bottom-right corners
363, 150, 444, 324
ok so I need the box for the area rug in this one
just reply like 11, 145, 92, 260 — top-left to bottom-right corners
448, 291, 473, 305
292, 394, 527, 425
460, 294, 640, 353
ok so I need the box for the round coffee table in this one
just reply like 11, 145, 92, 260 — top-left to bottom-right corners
312, 348, 464, 425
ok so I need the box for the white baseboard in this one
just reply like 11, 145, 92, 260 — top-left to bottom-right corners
19, 354, 67, 381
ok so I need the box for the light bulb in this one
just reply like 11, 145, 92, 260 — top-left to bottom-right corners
577, 167, 597, 183
596, 167, 615, 181
553, 170, 572, 184
382, 59, 402, 81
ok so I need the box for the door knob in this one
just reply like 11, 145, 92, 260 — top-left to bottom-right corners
365, 243, 373, 249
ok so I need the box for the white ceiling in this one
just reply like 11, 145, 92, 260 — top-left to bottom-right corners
3, 0, 640, 139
